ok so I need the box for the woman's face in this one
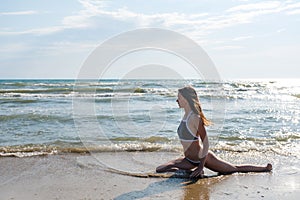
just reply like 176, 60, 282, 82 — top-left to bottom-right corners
177, 92, 188, 108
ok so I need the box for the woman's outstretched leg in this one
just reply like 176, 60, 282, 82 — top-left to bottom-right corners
204, 151, 272, 174
235, 163, 272, 173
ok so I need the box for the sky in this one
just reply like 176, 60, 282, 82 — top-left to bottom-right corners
1, 0, 300, 79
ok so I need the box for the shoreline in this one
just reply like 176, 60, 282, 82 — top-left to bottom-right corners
1, 152, 299, 200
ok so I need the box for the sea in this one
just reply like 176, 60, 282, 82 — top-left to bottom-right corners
0, 79, 299, 160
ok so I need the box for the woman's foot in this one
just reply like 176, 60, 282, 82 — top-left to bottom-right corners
266, 163, 272, 172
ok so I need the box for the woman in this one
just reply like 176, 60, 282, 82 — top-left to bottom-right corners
156, 86, 272, 178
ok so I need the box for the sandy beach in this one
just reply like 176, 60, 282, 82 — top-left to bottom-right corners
1, 151, 299, 200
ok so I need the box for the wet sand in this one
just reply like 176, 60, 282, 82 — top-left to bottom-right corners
0, 152, 299, 200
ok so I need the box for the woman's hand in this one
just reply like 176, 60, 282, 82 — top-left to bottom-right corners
190, 166, 204, 178
190, 156, 206, 178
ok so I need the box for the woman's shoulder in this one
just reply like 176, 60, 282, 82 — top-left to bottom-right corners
190, 111, 200, 118
189, 112, 201, 123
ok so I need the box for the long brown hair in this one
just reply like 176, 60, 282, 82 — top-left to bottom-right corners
178, 86, 211, 126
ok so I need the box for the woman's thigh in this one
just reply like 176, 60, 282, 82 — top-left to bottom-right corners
204, 151, 237, 173
157, 157, 196, 171
173, 157, 197, 170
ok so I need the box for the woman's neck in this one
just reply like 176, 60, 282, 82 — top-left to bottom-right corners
183, 106, 192, 117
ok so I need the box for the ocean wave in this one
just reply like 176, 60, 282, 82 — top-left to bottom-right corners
111, 136, 171, 143
0, 88, 72, 94
0, 113, 73, 122
1, 134, 298, 158
0, 140, 181, 157
0, 144, 57, 157
33, 83, 75, 87
227, 81, 267, 89
1, 143, 293, 158
0, 98, 39, 104
1, 82, 28, 87
1, 83, 286, 101
0, 87, 151, 96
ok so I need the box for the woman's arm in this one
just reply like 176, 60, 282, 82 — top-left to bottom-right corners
190, 115, 209, 178
196, 117, 209, 159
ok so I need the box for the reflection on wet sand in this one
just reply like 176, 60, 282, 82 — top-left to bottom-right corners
182, 175, 229, 200
113, 172, 228, 199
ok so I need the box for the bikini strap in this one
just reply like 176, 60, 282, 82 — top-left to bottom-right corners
186, 111, 193, 123
186, 111, 199, 138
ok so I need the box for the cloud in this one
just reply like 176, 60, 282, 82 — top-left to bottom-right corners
226, 1, 282, 12
276, 28, 286, 33
39, 41, 98, 55
61, 0, 106, 28
0, 26, 63, 36
212, 45, 244, 50
0, 10, 38, 15
73, 0, 300, 39
0, 1, 100, 36
1, 0, 300, 39
283, 2, 300, 10
286, 9, 300, 15
0, 43, 30, 53
227, 1, 300, 16
0, 43, 34, 60
232, 36, 253, 41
